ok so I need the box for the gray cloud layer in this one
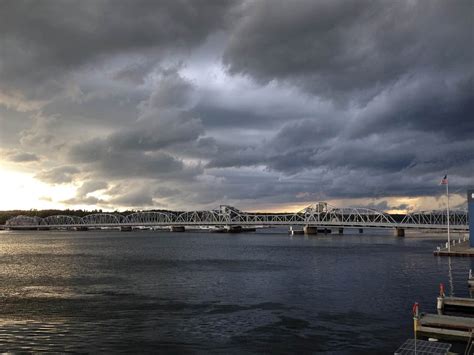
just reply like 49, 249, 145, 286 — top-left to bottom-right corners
0, 0, 472, 210
224, 0, 472, 104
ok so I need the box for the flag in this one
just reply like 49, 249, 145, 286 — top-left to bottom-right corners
440, 175, 448, 185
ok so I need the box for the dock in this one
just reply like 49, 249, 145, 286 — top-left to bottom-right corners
467, 270, 474, 289
433, 240, 474, 257
439, 296, 474, 311
408, 275, 474, 346
416, 314, 474, 341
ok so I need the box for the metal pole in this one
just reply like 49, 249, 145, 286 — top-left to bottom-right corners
447, 181, 451, 252
413, 302, 419, 355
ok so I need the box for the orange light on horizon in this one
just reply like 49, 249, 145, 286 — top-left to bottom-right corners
0, 167, 76, 210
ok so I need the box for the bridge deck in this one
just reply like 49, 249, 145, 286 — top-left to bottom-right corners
3, 203, 468, 231
3, 222, 468, 232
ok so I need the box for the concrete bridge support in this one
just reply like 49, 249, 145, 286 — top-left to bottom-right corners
170, 226, 185, 232
304, 225, 318, 235
289, 226, 304, 235
226, 226, 243, 233
395, 228, 405, 237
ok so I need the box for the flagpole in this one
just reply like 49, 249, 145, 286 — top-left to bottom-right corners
446, 179, 451, 252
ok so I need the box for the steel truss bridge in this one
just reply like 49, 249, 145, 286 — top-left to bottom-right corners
3, 202, 469, 233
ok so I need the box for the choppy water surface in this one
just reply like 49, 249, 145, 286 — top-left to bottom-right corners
0, 229, 471, 353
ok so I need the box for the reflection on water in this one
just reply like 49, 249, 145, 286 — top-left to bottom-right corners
0, 230, 472, 352
448, 256, 455, 297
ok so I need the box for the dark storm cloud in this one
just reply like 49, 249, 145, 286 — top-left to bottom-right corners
108, 188, 155, 207
69, 144, 199, 181
207, 120, 418, 175
103, 113, 203, 152
223, 0, 473, 104
155, 186, 180, 198
0, 0, 235, 100
101, 183, 171, 208
0, 0, 472, 210
206, 122, 473, 201
41, 87, 146, 127
61, 180, 108, 207
192, 104, 272, 128
67, 69, 204, 182
62, 195, 103, 206
113, 61, 156, 85
208, 0, 473, 201
8, 151, 39, 162
141, 68, 195, 110
35, 166, 80, 184
76, 180, 108, 197
347, 75, 474, 140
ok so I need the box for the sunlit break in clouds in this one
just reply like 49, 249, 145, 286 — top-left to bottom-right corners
0, 0, 472, 212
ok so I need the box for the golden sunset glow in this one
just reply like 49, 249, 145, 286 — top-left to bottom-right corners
0, 163, 465, 213
0, 167, 76, 210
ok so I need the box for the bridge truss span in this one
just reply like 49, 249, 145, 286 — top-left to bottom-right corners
126, 211, 174, 225
176, 210, 223, 224
401, 210, 468, 226
81, 213, 126, 225
5, 215, 43, 227
3, 201, 469, 232
42, 215, 83, 226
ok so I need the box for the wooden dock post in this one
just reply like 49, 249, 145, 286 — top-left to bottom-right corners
437, 283, 445, 310
413, 302, 420, 338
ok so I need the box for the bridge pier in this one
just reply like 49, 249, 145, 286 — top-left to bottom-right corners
338, 228, 344, 234
170, 226, 185, 232
395, 228, 405, 237
289, 226, 304, 235
359, 228, 363, 234
226, 225, 243, 233
304, 225, 318, 235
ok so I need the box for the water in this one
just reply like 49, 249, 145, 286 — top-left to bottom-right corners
0, 229, 471, 353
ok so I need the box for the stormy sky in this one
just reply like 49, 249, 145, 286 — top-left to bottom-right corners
0, 0, 472, 212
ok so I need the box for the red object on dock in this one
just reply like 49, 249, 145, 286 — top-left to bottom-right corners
412, 302, 419, 317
